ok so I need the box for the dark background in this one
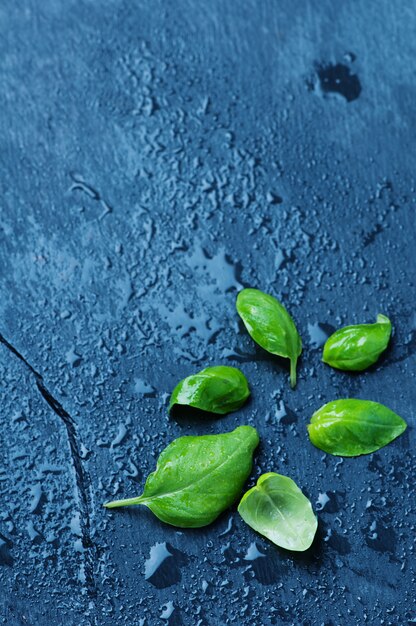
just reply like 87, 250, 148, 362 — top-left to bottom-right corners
0, 1, 415, 625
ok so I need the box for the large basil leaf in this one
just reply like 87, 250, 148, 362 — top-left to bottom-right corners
322, 314, 391, 371
104, 425, 259, 527
238, 473, 317, 551
307, 399, 407, 456
236, 288, 302, 388
169, 366, 250, 415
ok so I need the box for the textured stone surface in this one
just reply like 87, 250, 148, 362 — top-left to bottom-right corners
0, 1, 415, 624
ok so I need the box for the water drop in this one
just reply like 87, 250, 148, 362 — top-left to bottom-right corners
110, 423, 128, 447
160, 601, 175, 620
244, 542, 266, 561
145, 542, 188, 588
134, 378, 156, 397
65, 347, 82, 367
316, 492, 331, 511
26, 520, 42, 544
308, 322, 334, 348
29, 483, 46, 514
219, 516, 234, 537
315, 62, 361, 102
0, 535, 13, 566
275, 400, 297, 425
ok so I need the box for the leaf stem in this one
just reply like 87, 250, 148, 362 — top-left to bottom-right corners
290, 358, 297, 389
103, 497, 143, 508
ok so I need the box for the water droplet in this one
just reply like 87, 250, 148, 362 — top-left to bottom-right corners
110, 423, 128, 447
0, 535, 13, 566
218, 516, 234, 537
244, 542, 266, 561
134, 377, 156, 397
243, 542, 284, 585
29, 483, 46, 514
308, 322, 334, 348
343, 51, 356, 63
275, 400, 298, 425
65, 347, 82, 367
26, 520, 42, 544
324, 527, 351, 555
266, 191, 283, 205
315, 62, 361, 102
316, 492, 330, 510
365, 517, 396, 553
70, 512, 82, 537
160, 600, 175, 620
145, 542, 189, 588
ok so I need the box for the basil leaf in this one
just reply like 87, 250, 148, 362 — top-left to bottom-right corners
322, 314, 391, 371
168, 366, 250, 415
238, 473, 317, 551
307, 399, 407, 456
236, 288, 302, 388
104, 425, 259, 527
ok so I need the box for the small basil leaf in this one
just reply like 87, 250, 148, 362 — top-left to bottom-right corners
322, 314, 391, 371
104, 425, 259, 528
236, 288, 302, 388
168, 366, 250, 415
238, 473, 317, 551
307, 399, 407, 457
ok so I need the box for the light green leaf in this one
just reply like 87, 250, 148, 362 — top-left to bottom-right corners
236, 288, 302, 388
322, 314, 392, 371
307, 399, 407, 456
169, 366, 250, 415
104, 425, 259, 528
238, 473, 317, 551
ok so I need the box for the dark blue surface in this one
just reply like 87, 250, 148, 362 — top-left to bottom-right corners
0, 1, 415, 624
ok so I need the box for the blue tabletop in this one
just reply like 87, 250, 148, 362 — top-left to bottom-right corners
0, 1, 415, 624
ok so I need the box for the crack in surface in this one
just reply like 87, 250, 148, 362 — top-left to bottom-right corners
0, 332, 97, 598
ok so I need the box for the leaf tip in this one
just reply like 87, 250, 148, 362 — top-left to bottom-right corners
399, 418, 408, 434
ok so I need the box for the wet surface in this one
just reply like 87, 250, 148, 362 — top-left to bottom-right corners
0, 1, 415, 624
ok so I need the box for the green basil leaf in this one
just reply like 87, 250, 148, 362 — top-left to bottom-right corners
104, 425, 259, 527
307, 399, 407, 457
168, 366, 250, 415
238, 473, 317, 551
322, 314, 391, 371
236, 288, 302, 388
